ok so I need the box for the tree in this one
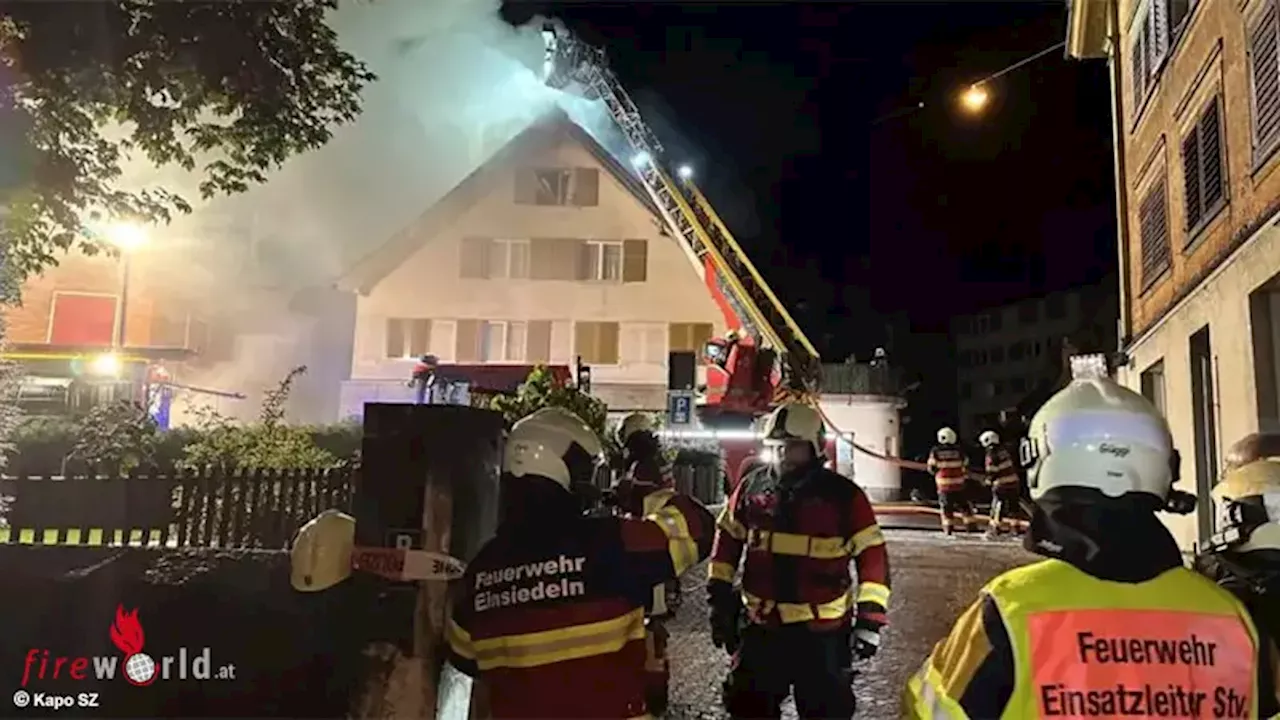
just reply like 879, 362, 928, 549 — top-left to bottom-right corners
68, 399, 160, 474
0, 0, 375, 280
490, 366, 619, 461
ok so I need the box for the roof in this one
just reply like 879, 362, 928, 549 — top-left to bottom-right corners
338, 109, 661, 295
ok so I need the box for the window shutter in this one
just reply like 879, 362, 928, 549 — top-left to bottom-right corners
572, 168, 599, 206
1251, 2, 1280, 156
1139, 180, 1171, 287
622, 239, 648, 282
574, 322, 598, 363
527, 321, 552, 363
669, 323, 690, 352
1182, 129, 1202, 229
514, 168, 539, 205
386, 318, 406, 358
409, 319, 432, 357
1150, 0, 1170, 67
578, 242, 594, 280
1132, 35, 1147, 103
455, 320, 481, 362
691, 323, 714, 352
599, 322, 620, 364
1200, 100, 1224, 211
460, 237, 491, 279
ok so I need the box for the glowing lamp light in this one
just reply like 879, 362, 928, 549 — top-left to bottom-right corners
89, 353, 122, 377
961, 85, 990, 113
757, 447, 776, 464
677, 164, 693, 180
104, 221, 149, 252
631, 151, 651, 168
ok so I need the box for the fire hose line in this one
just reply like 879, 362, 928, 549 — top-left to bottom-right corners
807, 402, 988, 482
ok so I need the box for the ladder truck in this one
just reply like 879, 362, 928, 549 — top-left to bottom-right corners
541, 22, 822, 420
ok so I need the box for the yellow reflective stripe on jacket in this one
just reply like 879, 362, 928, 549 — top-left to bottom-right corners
856, 581, 891, 607
746, 528, 851, 559
642, 488, 676, 517
851, 525, 886, 556
716, 504, 747, 541
903, 663, 967, 719
648, 504, 699, 575
708, 560, 735, 582
470, 608, 646, 671
446, 617, 475, 660
743, 590, 852, 624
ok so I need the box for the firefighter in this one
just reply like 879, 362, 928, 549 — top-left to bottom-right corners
903, 361, 1266, 719
445, 408, 715, 719
928, 427, 974, 535
707, 401, 890, 720
1193, 447, 1280, 717
979, 430, 1027, 539
611, 411, 680, 717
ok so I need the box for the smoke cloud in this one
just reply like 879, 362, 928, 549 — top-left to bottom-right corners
107, 0, 627, 422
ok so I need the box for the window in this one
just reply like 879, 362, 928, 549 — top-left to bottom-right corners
478, 321, 528, 363
1018, 302, 1038, 325
1132, 0, 1170, 107
989, 345, 1005, 364
1045, 294, 1067, 320
1140, 359, 1167, 415
581, 241, 624, 281
974, 349, 988, 366
1008, 341, 1027, 361
1190, 326, 1219, 541
1011, 376, 1028, 393
1139, 179, 1171, 288
487, 240, 530, 279
515, 167, 600, 206
669, 322, 714, 356
1182, 97, 1225, 235
1169, 0, 1195, 33
980, 381, 997, 399
623, 324, 667, 365
386, 318, 432, 359
1250, 1, 1280, 164
575, 322, 620, 365
992, 380, 1005, 397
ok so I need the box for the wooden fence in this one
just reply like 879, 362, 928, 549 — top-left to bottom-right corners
0, 468, 355, 550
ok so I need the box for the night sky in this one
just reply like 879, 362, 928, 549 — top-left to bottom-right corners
501, 1, 1118, 436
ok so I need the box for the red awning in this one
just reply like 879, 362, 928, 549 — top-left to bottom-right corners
434, 364, 571, 393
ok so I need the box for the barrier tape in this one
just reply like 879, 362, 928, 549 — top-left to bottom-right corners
352, 547, 466, 582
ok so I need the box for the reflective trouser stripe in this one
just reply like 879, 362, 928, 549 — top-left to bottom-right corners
467, 608, 646, 670
742, 590, 852, 623
708, 560, 735, 582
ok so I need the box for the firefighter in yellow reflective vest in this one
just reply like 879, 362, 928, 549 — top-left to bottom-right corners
903, 358, 1265, 719
708, 402, 890, 719
928, 427, 973, 535
445, 408, 715, 719
978, 430, 1027, 538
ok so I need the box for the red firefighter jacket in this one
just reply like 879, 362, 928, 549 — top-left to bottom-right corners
446, 494, 714, 719
707, 463, 891, 631
927, 444, 968, 493
984, 445, 1020, 491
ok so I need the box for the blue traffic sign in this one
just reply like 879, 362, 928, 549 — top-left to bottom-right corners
668, 392, 694, 426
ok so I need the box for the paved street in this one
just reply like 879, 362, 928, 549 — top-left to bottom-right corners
665, 529, 1033, 719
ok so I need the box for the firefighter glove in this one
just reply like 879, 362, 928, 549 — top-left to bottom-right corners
850, 619, 882, 660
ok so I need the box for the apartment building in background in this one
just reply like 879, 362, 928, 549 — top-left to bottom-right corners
951, 289, 1096, 440
337, 111, 729, 418
1069, 0, 1280, 549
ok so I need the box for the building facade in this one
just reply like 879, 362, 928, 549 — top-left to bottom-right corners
337, 113, 729, 419
951, 290, 1090, 440
1069, 0, 1280, 549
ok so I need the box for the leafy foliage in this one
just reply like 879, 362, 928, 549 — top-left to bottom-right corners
68, 399, 159, 474
489, 366, 619, 461
181, 366, 338, 471
0, 0, 375, 279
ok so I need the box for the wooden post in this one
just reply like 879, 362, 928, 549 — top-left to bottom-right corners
350, 404, 504, 719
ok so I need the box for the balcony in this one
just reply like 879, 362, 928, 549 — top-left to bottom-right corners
819, 362, 903, 397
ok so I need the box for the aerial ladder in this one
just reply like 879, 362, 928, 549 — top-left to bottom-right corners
541, 22, 821, 403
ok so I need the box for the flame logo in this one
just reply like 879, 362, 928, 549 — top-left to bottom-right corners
110, 606, 145, 656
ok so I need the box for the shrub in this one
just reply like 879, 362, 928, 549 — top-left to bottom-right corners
490, 365, 620, 462
67, 399, 160, 474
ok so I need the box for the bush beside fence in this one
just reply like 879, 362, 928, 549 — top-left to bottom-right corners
0, 468, 355, 550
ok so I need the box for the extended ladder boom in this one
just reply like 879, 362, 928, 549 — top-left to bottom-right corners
542, 24, 821, 392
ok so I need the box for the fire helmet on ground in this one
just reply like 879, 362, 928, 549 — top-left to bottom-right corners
618, 412, 656, 446
1211, 457, 1280, 552
1020, 374, 1176, 502
979, 430, 1000, 448
290, 509, 356, 593
762, 402, 824, 454
504, 409, 604, 491
937, 427, 957, 445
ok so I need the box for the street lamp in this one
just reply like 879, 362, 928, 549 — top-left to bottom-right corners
960, 84, 990, 113
102, 220, 150, 350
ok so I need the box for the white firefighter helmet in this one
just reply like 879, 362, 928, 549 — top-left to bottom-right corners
618, 412, 656, 446
290, 509, 356, 592
1021, 374, 1175, 501
504, 408, 604, 491
979, 430, 1000, 448
937, 427, 958, 445
1211, 458, 1280, 552
762, 402, 825, 455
